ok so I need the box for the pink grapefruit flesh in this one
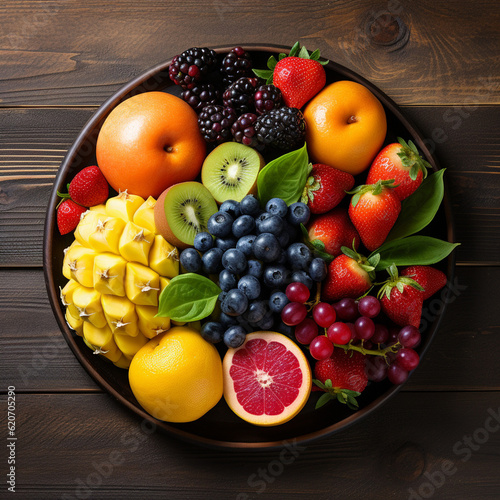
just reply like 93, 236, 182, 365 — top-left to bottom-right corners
223, 331, 312, 426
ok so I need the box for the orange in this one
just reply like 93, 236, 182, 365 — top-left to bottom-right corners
96, 91, 206, 199
128, 326, 223, 423
223, 332, 312, 426
304, 81, 387, 176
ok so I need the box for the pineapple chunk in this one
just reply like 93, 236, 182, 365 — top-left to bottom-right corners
114, 331, 148, 359
113, 354, 131, 369
62, 244, 96, 288
133, 196, 157, 233
125, 262, 160, 306
72, 286, 107, 329
74, 210, 101, 248
118, 221, 154, 266
149, 235, 179, 278
88, 216, 126, 255
159, 276, 170, 293
106, 190, 145, 221
89, 204, 107, 215
136, 304, 171, 339
93, 253, 127, 296
83, 322, 121, 362
60, 279, 81, 320
65, 307, 83, 336
101, 294, 139, 337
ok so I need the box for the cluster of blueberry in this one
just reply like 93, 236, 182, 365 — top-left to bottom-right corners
179, 195, 328, 348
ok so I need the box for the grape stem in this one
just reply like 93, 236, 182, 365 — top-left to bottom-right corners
332, 339, 401, 359
305, 283, 322, 311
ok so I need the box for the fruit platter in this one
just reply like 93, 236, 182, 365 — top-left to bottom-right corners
44, 43, 457, 448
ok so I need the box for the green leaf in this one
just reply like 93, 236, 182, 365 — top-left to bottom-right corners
252, 68, 273, 80
309, 48, 321, 60
374, 236, 460, 271
257, 143, 309, 206
386, 169, 446, 243
298, 45, 310, 59
157, 273, 221, 322
310, 239, 325, 251
315, 393, 333, 409
289, 41, 301, 57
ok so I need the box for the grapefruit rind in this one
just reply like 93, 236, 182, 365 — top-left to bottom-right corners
222, 331, 312, 427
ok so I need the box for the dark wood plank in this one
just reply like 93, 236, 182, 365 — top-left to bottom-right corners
1, 106, 498, 267
0, 1, 499, 106
1, 267, 498, 392
3, 391, 499, 498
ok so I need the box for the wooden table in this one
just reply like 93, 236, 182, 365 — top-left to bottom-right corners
1, 1, 499, 498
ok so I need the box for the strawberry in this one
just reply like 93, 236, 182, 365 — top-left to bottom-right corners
321, 247, 377, 302
378, 264, 425, 328
253, 41, 328, 110
301, 163, 355, 214
57, 199, 86, 235
366, 138, 432, 201
348, 179, 401, 252
306, 207, 360, 257
313, 349, 368, 409
401, 265, 447, 300
58, 165, 109, 208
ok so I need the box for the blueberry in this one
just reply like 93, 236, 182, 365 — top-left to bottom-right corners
263, 264, 291, 288
207, 211, 234, 237
236, 234, 256, 257
258, 313, 275, 330
246, 299, 268, 323
287, 202, 310, 225
291, 270, 314, 291
277, 229, 290, 248
220, 199, 241, 219
218, 291, 227, 302
276, 320, 294, 337
219, 311, 238, 327
247, 259, 263, 279
200, 321, 224, 343
252, 233, 281, 263
222, 248, 247, 274
257, 214, 284, 236
283, 221, 298, 241
232, 215, 256, 238
179, 248, 202, 273
269, 291, 289, 313
287, 242, 312, 271
201, 247, 224, 274
309, 257, 328, 282
237, 274, 261, 300
239, 194, 260, 216
221, 288, 248, 316
265, 197, 288, 218
193, 232, 213, 252
215, 236, 237, 252
276, 248, 287, 265
224, 325, 247, 348
255, 211, 271, 229
219, 269, 238, 292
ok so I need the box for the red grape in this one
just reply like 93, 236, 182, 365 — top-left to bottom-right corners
327, 322, 352, 345
357, 295, 381, 318
371, 324, 389, 344
387, 364, 408, 384
395, 348, 420, 371
365, 356, 387, 382
309, 336, 334, 360
398, 325, 421, 348
294, 318, 318, 345
333, 298, 359, 321
281, 302, 307, 326
312, 302, 336, 328
354, 316, 375, 340
285, 282, 310, 303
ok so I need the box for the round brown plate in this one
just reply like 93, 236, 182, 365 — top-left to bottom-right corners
43, 45, 456, 449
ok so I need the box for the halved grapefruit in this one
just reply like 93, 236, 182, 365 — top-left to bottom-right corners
223, 331, 312, 426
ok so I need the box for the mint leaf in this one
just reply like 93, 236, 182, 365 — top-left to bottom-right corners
157, 273, 221, 322
257, 143, 309, 206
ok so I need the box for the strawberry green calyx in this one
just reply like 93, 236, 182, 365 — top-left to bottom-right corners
313, 379, 360, 410
377, 263, 424, 300
347, 179, 398, 208
300, 163, 320, 204
397, 137, 432, 181
341, 242, 380, 281
253, 41, 329, 84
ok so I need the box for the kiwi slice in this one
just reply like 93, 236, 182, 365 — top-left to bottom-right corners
154, 181, 218, 249
201, 142, 265, 203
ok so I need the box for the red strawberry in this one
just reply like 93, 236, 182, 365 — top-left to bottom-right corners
378, 264, 425, 328
57, 199, 86, 235
58, 165, 109, 208
307, 208, 360, 257
348, 179, 401, 252
321, 247, 376, 302
401, 265, 447, 300
366, 138, 432, 201
301, 164, 355, 214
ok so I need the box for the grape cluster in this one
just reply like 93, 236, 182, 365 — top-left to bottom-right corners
284, 292, 422, 385
178, 195, 328, 349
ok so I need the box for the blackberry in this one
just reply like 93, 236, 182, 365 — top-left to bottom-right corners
254, 84, 283, 115
221, 47, 252, 86
169, 47, 217, 89
231, 113, 260, 148
198, 105, 237, 144
182, 83, 220, 112
222, 77, 258, 115
255, 107, 306, 151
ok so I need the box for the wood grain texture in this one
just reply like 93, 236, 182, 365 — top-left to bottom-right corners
1, 267, 498, 392
0, 0, 499, 106
2, 392, 499, 499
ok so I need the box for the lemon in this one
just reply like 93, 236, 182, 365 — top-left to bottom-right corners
129, 326, 223, 422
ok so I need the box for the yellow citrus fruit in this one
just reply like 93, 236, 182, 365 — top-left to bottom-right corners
129, 326, 223, 422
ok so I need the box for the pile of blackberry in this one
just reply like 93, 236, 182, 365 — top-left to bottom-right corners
178, 195, 328, 349
169, 46, 306, 153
